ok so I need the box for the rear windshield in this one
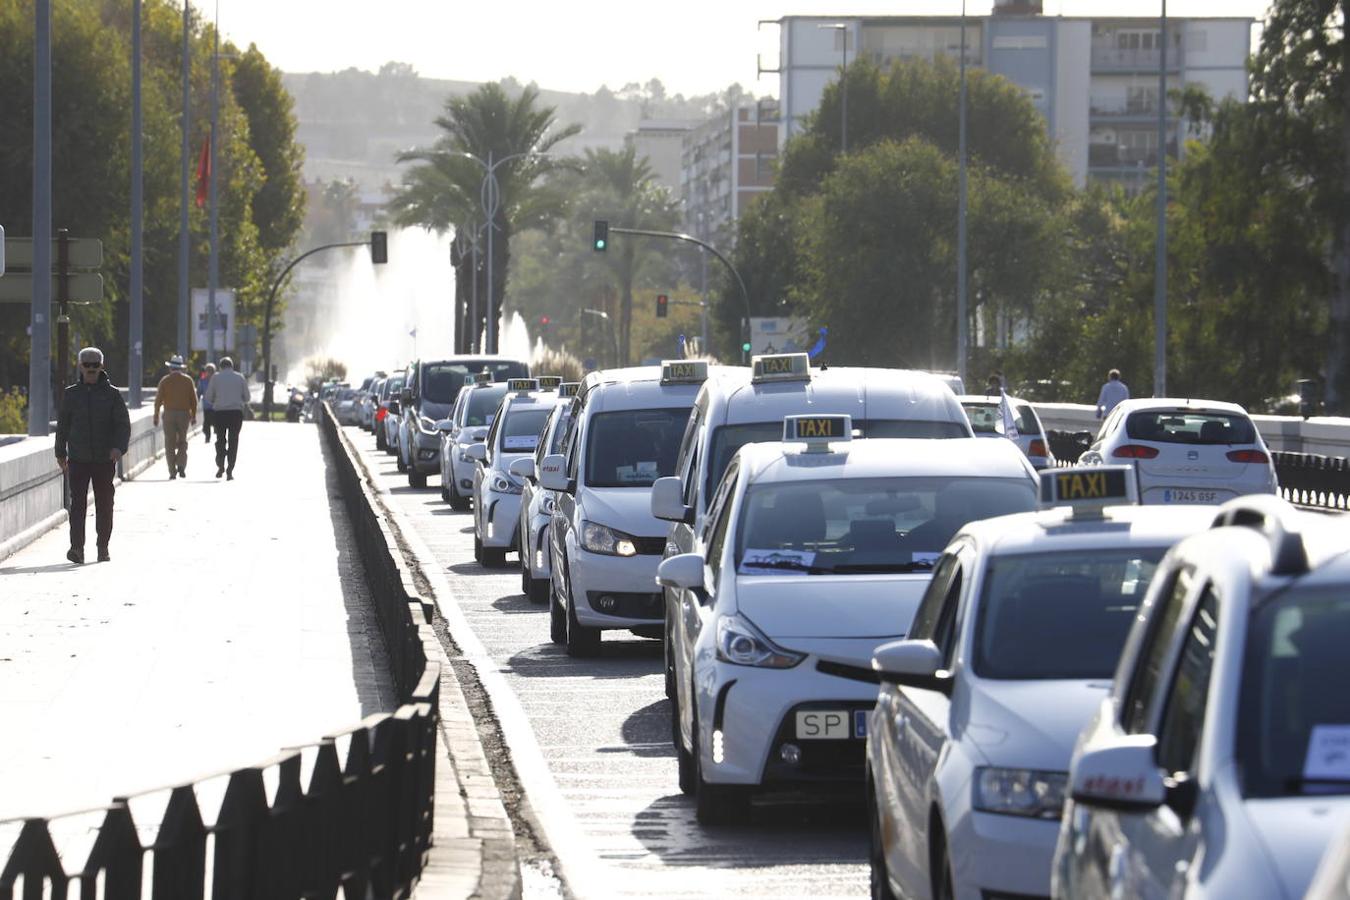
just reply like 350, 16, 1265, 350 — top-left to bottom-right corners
463, 386, 507, 427
735, 476, 1036, 575
962, 402, 1040, 437
973, 549, 1165, 679
500, 408, 551, 454
423, 361, 528, 404
1125, 411, 1256, 445
707, 418, 969, 502
586, 408, 691, 488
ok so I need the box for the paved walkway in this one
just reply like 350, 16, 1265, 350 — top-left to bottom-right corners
0, 423, 397, 819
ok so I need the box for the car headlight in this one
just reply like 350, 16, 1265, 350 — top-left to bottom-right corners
579, 520, 638, 557
542, 495, 557, 515
972, 767, 1067, 819
715, 613, 805, 669
418, 415, 437, 434
490, 473, 523, 495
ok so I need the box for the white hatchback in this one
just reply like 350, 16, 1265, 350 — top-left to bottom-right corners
1080, 398, 1277, 504
439, 380, 506, 510
468, 379, 554, 567
511, 383, 577, 604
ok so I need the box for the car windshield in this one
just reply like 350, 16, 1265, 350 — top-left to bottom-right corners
962, 402, 1040, 436
585, 408, 691, 488
384, 377, 404, 398
500, 407, 551, 454
973, 549, 1165, 679
463, 386, 507, 427
1237, 586, 1350, 798
707, 419, 969, 501
337, 388, 356, 401
423, 361, 528, 404
1125, 410, 1257, 445
734, 476, 1036, 576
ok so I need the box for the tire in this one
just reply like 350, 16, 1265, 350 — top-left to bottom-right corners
663, 613, 676, 700
396, 452, 407, 473
474, 535, 484, 564
549, 577, 567, 644
693, 698, 748, 825
449, 493, 471, 512
673, 693, 695, 796
565, 579, 601, 658
441, 484, 452, 503
375, 430, 387, 452
931, 826, 955, 900
408, 470, 427, 489
868, 775, 899, 900
528, 578, 549, 605
483, 547, 506, 568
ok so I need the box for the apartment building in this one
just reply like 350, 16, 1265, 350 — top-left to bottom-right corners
771, 1, 1252, 188
680, 100, 780, 242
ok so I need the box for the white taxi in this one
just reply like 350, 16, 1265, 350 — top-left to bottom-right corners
657, 419, 1039, 825
866, 467, 1216, 900
540, 361, 719, 656
439, 373, 506, 510
1080, 398, 1277, 504
511, 382, 578, 604
650, 354, 973, 698
1053, 495, 1350, 899
469, 379, 554, 567
957, 392, 1056, 469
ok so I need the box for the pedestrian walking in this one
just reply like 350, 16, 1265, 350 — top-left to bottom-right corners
154, 354, 197, 479
204, 356, 250, 480
1095, 368, 1130, 419
55, 347, 130, 564
198, 362, 216, 444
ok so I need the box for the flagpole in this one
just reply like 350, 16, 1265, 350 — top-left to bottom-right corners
178, 0, 191, 357
207, 0, 219, 362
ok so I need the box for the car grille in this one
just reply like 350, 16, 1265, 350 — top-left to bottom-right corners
631, 536, 667, 555
585, 591, 663, 619
816, 660, 880, 684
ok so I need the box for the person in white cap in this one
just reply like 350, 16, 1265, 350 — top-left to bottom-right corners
154, 354, 197, 479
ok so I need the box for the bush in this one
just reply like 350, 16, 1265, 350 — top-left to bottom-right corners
531, 346, 586, 383
0, 388, 27, 433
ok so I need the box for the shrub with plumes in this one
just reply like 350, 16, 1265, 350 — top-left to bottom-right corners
531, 346, 586, 383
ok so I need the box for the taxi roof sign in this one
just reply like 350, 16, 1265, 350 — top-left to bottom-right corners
537, 375, 563, 391
507, 377, 539, 393
472, 371, 494, 385
783, 414, 852, 452
752, 353, 811, 384
558, 381, 579, 398
660, 359, 709, 385
1039, 465, 1137, 516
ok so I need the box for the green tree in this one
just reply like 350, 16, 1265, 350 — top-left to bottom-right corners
232, 43, 305, 258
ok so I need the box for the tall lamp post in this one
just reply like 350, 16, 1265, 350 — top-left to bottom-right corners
956, 0, 970, 388
1153, 0, 1169, 397
818, 23, 850, 154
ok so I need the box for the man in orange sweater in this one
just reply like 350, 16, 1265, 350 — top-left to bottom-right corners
154, 355, 198, 479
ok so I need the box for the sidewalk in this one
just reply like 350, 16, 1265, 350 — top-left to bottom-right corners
0, 423, 398, 818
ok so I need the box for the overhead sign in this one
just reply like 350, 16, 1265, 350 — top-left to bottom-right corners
0, 272, 104, 303
4, 237, 103, 270
750, 316, 810, 355
191, 288, 235, 352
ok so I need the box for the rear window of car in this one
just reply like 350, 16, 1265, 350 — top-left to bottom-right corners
962, 402, 1040, 436
1125, 411, 1257, 445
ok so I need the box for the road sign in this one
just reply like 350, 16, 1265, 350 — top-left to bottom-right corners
0, 272, 104, 303
3, 236, 103, 269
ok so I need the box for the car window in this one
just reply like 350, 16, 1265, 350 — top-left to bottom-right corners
682, 438, 701, 508
584, 408, 690, 488
465, 386, 507, 427
1096, 408, 1121, 445
483, 411, 502, 463
422, 361, 528, 404
909, 554, 961, 642
1126, 411, 1257, 445
1156, 586, 1220, 776
1122, 567, 1194, 734
961, 402, 1040, 436
706, 467, 739, 582
933, 568, 966, 668
500, 406, 550, 454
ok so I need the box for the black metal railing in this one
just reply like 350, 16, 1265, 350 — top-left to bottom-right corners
1, 403, 443, 898
1272, 451, 1350, 511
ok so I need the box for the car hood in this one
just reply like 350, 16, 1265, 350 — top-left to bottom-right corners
1243, 797, 1350, 899
736, 575, 929, 641
579, 487, 665, 537
963, 680, 1110, 769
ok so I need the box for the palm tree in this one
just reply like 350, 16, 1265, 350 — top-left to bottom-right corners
389, 82, 580, 352
583, 145, 680, 364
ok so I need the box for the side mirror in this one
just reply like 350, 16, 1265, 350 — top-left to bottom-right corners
510, 457, 537, 481
539, 454, 571, 492
400, 387, 413, 404
657, 553, 705, 590
466, 443, 487, 463
871, 639, 952, 694
1068, 735, 1167, 812
387, 399, 400, 415
651, 476, 692, 524
436, 420, 456, 433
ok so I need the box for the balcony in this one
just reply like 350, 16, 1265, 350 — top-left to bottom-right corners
1089, 97, 1177, 122
1088, 139, 1179, 171
1090, 46, 1182, 72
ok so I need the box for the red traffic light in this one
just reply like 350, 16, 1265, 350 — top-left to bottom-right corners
540, 315, 551, 325
656, 294, 669, 318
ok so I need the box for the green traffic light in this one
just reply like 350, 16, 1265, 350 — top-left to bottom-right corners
741, 342, 752, 353
595, 239, 606, 250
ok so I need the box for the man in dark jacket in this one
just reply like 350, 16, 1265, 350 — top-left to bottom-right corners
55, 347, 130, 564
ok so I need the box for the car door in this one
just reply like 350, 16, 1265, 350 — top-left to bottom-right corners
476, 409, 503, 536
887, 550, 966, 897
665, 413, 705, 671
550, 397, 585, 601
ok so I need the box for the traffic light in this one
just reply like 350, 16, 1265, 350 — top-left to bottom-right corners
655, 294, 669, 318
370, 230, 388, 264
593, 220, 608, 252
741, 341, 752, 353
538, 314, 551, 335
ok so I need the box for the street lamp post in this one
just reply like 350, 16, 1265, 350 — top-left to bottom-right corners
818, 23, 850, 154
178, 0, 191, 357
956, 0, 970, 388
129, 0, 144, 407
1154, 0, 1169, 397
207, 0, 219, 363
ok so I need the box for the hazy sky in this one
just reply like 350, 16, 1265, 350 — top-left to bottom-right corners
214, 1, 1271, 97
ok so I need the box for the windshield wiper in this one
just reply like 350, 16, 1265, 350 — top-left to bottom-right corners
830, 561, 937, 574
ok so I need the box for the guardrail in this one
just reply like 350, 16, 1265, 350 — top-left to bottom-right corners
0, 402, 443, 897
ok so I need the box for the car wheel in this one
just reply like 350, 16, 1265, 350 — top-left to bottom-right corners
549, 576, 566, 644
474, 535, 484, 564
396, 452, 407, 473
692, 698, 748, 825
565, 579, 600, 658
673, 692, 695, 796
449, 493, 471, 512
408, 470, 427, 489
441, 484, 451, 503
663, 614, 676, 700
483, 546, 506, 568
931, 825, 955, 900
528, 578, 549, 605
868, 774, 899, 900
375, 430, 386, 451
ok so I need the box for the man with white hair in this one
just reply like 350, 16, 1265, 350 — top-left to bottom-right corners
55, 347, 130, 564
204, 356, 250, 479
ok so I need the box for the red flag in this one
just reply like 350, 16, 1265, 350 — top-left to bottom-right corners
194, 133, 210, 209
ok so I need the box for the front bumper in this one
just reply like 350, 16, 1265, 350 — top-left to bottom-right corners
568, 547, 665, 629
450, 450, 477, 498
524, 513, 552, 578
948, 809, 1058, 900
481, 492, 523, 549
409, 430, 440, 474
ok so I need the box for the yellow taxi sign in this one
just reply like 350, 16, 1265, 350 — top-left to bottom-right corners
472, 371, 494, 385
752, 353, 810, 384
1039, 465, 1137, 514
660, 359, 709, 385
537, 375, 563, 390
558, 382, 580, 398
507, 377, 539, 393
783, 414, 852, 446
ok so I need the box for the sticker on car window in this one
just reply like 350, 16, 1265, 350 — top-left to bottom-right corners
739, 549, 816, 575
1303, 724, 1350, 781
615, 461, 659, 483
502, 436, 537, 452
910, 552, 941, 566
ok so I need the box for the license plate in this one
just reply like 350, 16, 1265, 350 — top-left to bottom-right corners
1162, 488, 1218, 503
796, 710, 867, 740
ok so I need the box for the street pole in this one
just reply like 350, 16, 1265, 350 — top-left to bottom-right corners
129, 0, 144, 407
484, 150, 496, 354
468, 226, 480, 353
842, 27, 848, 155
956, 0, 969, 388
207, 0, 219, 363
1154, 0, 1169, 397
28, 0, 52, 436
178, 0, 191, 358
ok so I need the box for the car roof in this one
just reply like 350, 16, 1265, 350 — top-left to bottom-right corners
956, 504, 1219, 557
956, 393, 1032, 407
736, 436, 1036, 486
581, 366, 737, 412
1112, 398, 1252, 416
703, 367, 968, 428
